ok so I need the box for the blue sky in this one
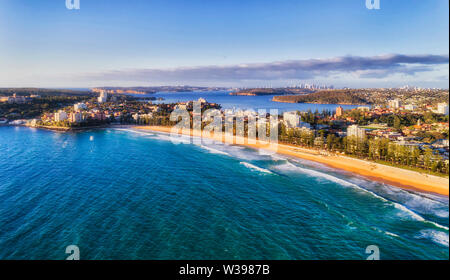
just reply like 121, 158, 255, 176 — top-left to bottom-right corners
0, 0, 448, 88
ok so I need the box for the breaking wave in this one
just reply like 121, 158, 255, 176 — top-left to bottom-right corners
197, 145, 230, 156
273, 161, 449, 231
240, 162, 273, 174
416, 229, 449, 247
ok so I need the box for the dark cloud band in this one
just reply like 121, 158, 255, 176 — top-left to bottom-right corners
84, 54, 449, 83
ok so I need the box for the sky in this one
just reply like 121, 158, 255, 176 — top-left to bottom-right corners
0, 0, 448, 88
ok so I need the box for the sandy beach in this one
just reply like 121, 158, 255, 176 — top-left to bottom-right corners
135, 125, 449, 196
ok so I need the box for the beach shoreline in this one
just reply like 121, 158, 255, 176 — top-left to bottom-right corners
134, 125, 449, 196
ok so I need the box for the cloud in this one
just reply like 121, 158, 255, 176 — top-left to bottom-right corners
80, 54, 449, 84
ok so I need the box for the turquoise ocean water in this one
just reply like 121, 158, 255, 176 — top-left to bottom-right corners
0, 126, 448, 260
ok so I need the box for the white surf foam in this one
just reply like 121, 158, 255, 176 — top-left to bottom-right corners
393, 200, 449, 229
372, 181, 450, 218
273, 161, 449, 231
198, 145, 230, 156
148, 131, 192, 143
416, 229, 449, 247
240, 162, 273, 174
271, 154, 287, 161
385, 231, 400, 238
117, 128, 449, 231
274, 162, 356, 187
116, 128, 153, 136
371, 226, 400, 238
117, 128, 193, 144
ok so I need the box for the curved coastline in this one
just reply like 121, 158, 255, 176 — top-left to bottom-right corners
134, 125, 449, 196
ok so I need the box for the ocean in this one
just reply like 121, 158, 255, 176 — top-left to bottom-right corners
0, 126, 448, 260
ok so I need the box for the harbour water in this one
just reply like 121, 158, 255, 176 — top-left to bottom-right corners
149, 91, 360, 113
0, 126, 448, 260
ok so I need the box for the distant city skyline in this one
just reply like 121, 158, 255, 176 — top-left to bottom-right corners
0, 0, 448, 88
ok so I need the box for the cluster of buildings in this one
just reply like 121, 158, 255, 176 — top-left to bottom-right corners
386, 98, 449, 115
173, 98, 209, 111
331, 102, 449, 123
38, 92, 114, 125
352, 87, 448, 106
36, 92, 221, 127
0, 94, 40, 104
340, 119, 448, 156
44, 108, 86, 124
92, 88, 150, 95
279, 100, 449, 160
436, 103, 449, 115
289, 83, 334, 90
4, 88, 448, 161
403, 121, 449, 136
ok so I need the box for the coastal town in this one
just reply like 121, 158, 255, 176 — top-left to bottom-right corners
1, 88, 449, 175
1, 0, 450, 262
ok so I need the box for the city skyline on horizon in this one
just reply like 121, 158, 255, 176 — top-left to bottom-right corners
1, 0, 449, 88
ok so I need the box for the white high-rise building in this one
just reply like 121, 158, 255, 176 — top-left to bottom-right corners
98, 91, 108, 103
388, 99, 401, 109
283, 111, 311, 129
54, 110, 68, 122
69, 112, 83, 123
74, 102, 87, 111
437, 103, 449, 115
347, 125, 366, 139
357, 106, 370, 111
283, 111, 300, 128
404, 104, 417, 111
